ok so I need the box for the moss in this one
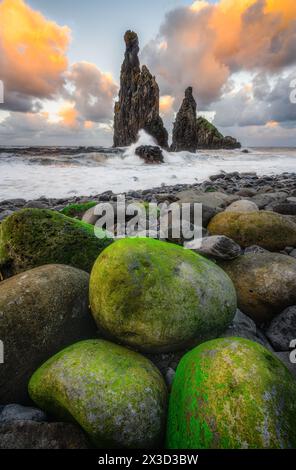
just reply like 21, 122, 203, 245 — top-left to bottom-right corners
196, 117, 223, 139
0, 209, 112, 277
166, 337, 296, 449
29, 339, 168, 449
208, 210, 296, 250
61, 202, 97, 219
89, 238, 237, 353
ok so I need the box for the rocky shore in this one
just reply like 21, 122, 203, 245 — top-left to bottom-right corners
1, 170, 296, 449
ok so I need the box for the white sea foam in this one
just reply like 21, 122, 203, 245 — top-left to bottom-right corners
0, 131, 295, 200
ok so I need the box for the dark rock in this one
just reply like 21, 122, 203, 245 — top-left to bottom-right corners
265, 306, 296, 352
188, 235, 242, 260
0, 405, 47, 423
273, 203, 296, 215
0, 421, 91, 449
220, 309, 273, 351
241, 149, 250, 153
0, 210, 14, 221
171, 87, 198, 152
275, 352, 296, 379
113, 31, 168, 148
135, 145, 164, 164
244, 245, 268, 254
24, 201, 48, 209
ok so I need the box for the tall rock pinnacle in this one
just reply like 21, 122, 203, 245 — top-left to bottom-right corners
171, 87, 198, 152
113, 31, 168, 148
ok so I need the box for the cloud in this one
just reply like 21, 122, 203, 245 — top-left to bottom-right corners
64, 62, 118, 123
0, 0, 70, 112
141, 0, 296, 107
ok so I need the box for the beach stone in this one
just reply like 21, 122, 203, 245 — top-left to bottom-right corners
166, 338, 296, 449
188, 235, 241, 260
208, 211, 296, 251
244, 245, 268, 254
0, 264, 95, 404
220, 309, 273, 351
135, 146, 164, 164
0, 405, 47, 424
24, 201, 48, 209
0, 208, 111, 277
176, 190, 239, 209
250, 192, 287, 209
0, 210, 13, 222
290, 249, 296, 258
224, 200, 259, 213
0, 421, 90, 449
237, 188, 256, 197
90, 238, 237, 353
220, 253, 296, 324
265, 306, 296, 352
273, 203, 296, 215
29, 339, 167, 449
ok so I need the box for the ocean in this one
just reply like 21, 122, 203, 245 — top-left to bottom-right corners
0, 132, 296, 200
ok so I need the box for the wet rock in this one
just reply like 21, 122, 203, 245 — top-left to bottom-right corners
265, 306, 296, 352
171, 87, 198, 152
135, 145, 164, 164
188, 235, 241, 260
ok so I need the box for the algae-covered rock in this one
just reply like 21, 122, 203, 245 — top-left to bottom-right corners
90, 238, 237, 353
0, 208, 111, 277
0, 264, 96, 404
208, 210, 296, 250
29, 339, 167, 449
219, 252, 296, 324
166, 337, 296, 449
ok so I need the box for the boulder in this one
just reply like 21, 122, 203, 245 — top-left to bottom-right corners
275, 352, 296, 380
113, 31, 168, 148
176, 190, 238, 210
219, 252, 296, 323
166, 338, 296, 449
89, 238, 237, 353
265, 306, 296, 351
29, 339, 167, 449
208, 211, 296, 251
273, 203, 296, 215
188, 235, 241, 260
225, 200, 259, 213
0, 208, 111, 277
250, 192, 288, 209
0, 421, 90, 449
135, 145, 164, 164
0, 264, 95, 404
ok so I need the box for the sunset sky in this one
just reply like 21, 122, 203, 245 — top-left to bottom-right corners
0, 0, 295, 146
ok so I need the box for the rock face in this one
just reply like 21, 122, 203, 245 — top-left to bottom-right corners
171, 87, 241, 151
171, 87, 197, 152
0, 264, 95, 404
135, 145, 164, 164
208, 210, 296, 251
166, 338, 296, 449
113, 31, 168, 148
29, 339, 167, 449
0, 208, 111, 277
89, 238, 237, 353
0, 421, 91, 449
220, 253, 296, 324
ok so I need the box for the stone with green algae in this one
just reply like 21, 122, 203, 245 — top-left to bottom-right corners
166, 337, 296, 449
89, 238, 237, 353
0, 208, 111, 277
29, 339, 167, 449
208, 210, 296, 251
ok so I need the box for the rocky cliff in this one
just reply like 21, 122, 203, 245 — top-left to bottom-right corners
171, 87, 241, 151
113, 31, 168, 148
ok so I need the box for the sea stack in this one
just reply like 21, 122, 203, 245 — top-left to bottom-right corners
171, 87, 241, 151
113, 31, 168, 148
171, 87, 197, 152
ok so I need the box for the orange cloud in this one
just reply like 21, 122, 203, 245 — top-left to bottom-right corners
58, 103, 78, 128
84, 120, 95, 129
160, 95, 175, 114
0, 0, 70, 106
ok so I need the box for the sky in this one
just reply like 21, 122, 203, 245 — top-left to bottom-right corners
0, 0, 295, 147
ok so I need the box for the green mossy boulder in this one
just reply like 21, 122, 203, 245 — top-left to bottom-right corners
89, 238, 237, 353
219, 252, 296, 324
29, 339, 167, 449
166, 337, 296, 449
208, 211, 296, 251
0, 208, 111, 277
0, 264, 96, 404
